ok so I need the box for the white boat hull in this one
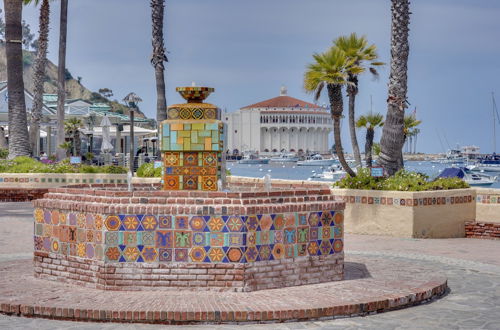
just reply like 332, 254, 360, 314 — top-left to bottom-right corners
297, 159, 337, 166
238, 159, 270, 165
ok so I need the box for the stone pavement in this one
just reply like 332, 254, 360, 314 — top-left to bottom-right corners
0, 202, 499, 329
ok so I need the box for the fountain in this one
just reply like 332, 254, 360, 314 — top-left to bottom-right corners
32, 87, 345, 292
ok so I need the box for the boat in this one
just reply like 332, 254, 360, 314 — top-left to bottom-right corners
438, 167, 497, 186
269, 152, 299, 162
309, 164, 347, 181
468, 154, 500, 172
238, 152, 270, 165
297, 154, 337, 166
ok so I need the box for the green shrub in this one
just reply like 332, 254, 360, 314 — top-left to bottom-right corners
0, 148, 8, 159
137, 163, 161, 177
100, 165, 128, 174
335, 169, 469, 191
79, 165, 98, 173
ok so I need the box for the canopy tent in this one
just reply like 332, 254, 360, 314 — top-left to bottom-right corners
437, 167, 465, 179
80, 126, 156, 137
100, 115, 114, 153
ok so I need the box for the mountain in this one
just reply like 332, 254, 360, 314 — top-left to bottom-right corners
0, 46, 147, 119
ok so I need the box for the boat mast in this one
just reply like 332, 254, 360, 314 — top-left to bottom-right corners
493, 92, 499, 153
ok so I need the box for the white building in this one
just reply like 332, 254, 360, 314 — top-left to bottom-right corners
224, 87, 332, 154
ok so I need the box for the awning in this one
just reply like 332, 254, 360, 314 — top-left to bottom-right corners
80, 126, 157, 137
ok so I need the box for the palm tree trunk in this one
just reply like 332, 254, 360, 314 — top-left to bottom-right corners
378, 0, 411, 175
365, 128, 374, 167
414, 133, 418, 153
29, 0, 50, 157
347, 82, 362, 167
151, 0, 167, 125
327, 84, 356, 177
56, 0, 68, 160
4, 0, 30, 159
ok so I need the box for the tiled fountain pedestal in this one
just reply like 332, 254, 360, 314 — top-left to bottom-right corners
33, 184, 344, 292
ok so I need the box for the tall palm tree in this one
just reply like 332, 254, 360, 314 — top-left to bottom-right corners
334, 33, 384, 168
56, 0, 68, 160
378, 0, 411, 175
28, 0, 50, 157
403, 114, 421, 154
412, 127, 420, 153
304, 47, 360, 177
356, 113, 384, 167
64, 117, 82, 156
151, 0, 167, 125
3, 0, 31, 158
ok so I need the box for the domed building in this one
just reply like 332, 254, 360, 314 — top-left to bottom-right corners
224, 87, 332, 154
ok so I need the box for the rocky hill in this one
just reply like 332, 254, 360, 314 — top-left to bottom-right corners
0, 46, 146, 119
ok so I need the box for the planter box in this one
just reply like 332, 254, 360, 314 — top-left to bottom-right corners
331, 188, 476, 238
0, 173, 128, 189
475, 188, 500, 223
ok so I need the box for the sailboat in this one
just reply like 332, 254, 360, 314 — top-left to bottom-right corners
469, 92, 500, 172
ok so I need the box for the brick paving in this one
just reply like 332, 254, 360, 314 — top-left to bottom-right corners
1, 203, 499, 329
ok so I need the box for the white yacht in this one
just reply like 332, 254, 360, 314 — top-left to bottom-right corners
297, 154, 337, 166
438, 167, 497, 187
269, 153, 299, 163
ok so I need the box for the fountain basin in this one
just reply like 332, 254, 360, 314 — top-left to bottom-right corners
33, 183, 344, 292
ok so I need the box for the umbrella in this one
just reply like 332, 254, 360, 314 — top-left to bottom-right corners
100, 115, 114, 153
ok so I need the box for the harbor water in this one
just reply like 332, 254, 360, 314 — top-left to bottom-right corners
227, 160, 500, 189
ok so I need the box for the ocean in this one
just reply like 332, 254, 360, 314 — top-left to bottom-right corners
227, 160, 500, 189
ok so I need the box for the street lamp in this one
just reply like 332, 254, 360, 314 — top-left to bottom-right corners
123, 93, 142, 176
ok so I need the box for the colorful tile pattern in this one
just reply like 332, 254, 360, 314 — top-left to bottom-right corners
335, 194, 474, 206
161, 121, 224, 152
34, 209, 344, 265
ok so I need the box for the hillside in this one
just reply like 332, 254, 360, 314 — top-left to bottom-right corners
0, 46, 146, 119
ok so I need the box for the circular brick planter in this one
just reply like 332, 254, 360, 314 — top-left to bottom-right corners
0, 255, 447, 324
33, 184, 345, 292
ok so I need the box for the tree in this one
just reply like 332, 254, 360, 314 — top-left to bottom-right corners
334, 33, 384, 168
402, 114, 421, 157
378, 0, 411, 175
56, 0, 68, 160
98, 88, 113, 99
151, 0, 168, 124
21, 19, 34, 49
412, 127, 420, 153
3, 0, 31, 158
28, 0, 51, 157
304, 47, 360, 177
356, 113, 384, 167
64, 117, 82, 156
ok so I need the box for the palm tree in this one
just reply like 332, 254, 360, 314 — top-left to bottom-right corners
304, 47, 360, 177
356, 113, 384, 167
3, 0, 31, 158
56, 0, 68, 160
378, 0, 411, 175
28, 0, 50, 157
412, 127, 420, 153
402, 114, 421, 158
64, 117, 82, 156
151, 0, 168, 124
334, 33, 384, 168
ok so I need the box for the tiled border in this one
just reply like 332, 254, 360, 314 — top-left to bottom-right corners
333, 194, 474, 207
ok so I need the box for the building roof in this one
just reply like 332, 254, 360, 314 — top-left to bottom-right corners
241, 95, 321, 110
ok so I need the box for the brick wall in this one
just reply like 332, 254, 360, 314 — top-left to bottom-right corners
34, 251, 343, 292
32, 184, 345, 291
465, 221, 500, 240
0, 188, 48, 202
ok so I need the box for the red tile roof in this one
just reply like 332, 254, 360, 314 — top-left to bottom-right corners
241, 96, 320, 110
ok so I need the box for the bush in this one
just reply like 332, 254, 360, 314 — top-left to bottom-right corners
0, 148, 8, 159
0, 157, 127, 174
137, 163, 162, 177
335, 169, 469, 191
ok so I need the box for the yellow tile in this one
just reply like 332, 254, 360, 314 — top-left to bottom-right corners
171, 123, 183, 131
204, 137, 212, 150
179, 130, 190, 137
192, 123, 205, 130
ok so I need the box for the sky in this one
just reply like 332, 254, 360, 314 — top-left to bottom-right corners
4, 0, 500, 153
